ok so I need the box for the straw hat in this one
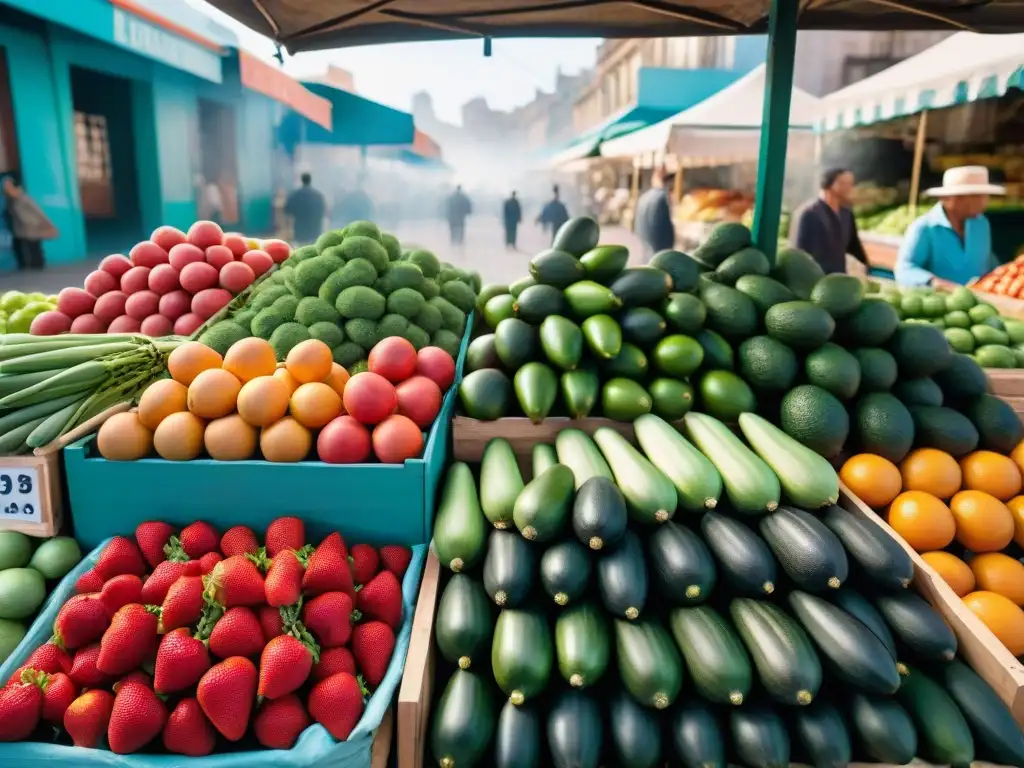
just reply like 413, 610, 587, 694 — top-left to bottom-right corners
925, 166, 1006, 197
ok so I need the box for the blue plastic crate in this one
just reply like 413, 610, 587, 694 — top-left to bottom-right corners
62, 317, 473, 550
0, 539, 427, 768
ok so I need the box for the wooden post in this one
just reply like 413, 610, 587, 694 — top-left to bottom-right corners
673, 156, 684, 202
629, 154, 641, 231
909, 110, 929, 218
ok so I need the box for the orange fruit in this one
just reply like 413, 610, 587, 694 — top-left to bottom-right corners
204, 414, 258, 461
273, 366, 300, 395
167, 341, 223, 386
236, 375, 291, 427
886, 491, 956, 552
960, 450, 1023, 501
970, 552, 1024, 605
137, 379, 188, 431
324, 363, 351, 400
222, 338, 277, 383
286, 339, 333, 384
289, 382, 343, 429
96, 412, 153, 461
839, 454, 902, 508
1010, 440, 1024, 476
921, 551, 975, 597
153, 411, 206, 461
1008, 495, 1024, 549
900, 448, 962, 499
260, 417, 312, 462
949, 490, 1015, 553
963, 590, 1024, 655
186, 369, 242, 420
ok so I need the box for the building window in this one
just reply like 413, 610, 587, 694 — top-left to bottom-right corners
74, 111, 115, 217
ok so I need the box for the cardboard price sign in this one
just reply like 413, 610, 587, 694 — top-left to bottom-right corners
0, 467, 42, 525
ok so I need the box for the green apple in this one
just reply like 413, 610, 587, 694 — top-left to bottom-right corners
25, 292, 47, 303
0, 292, 27, 313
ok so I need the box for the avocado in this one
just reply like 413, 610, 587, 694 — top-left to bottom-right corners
582, 315, 623, 359
854, 348, 898, 392
619, 307, 667, 349
601, 378, 653, 421
944, 310, 971, 329
515, 362, 559, 423
836, 298, 900, 347
601, 342, 649, 380
466, 334, 500, 372
944, 286, 977, 312
662, 293, 706, 334
652, 335, 704, 378
580, 245, 629, 284
804, 343, 861, 400
856, 393, 915, 463
700, 281, 759, 340
610, 267, 673, 308
530, 249, 586, 288
764, 301, 835, 349
771, 247, 825, 299
944, 327, 975, 354
692, 222, 752, 267
715, 247, 771, 285
695, 329, 734, 371
891, 377, 943, 408
911, 406, 980, 456
738, 336, 798, 392
933, 353, 988, 399
475, 284, 509, 315
539, 316, 584, 371
649, 378, 695, 421
887, 323, 953, 378
969, 303, 999, 323
810, 274, 865, 319
971, 324, 1010, 347
494, 318, 537, 370
552, 215, 600, 257
966, 394, 1023, 454
459, 368, 512, 420
975, 344, 1016, 368
649, 249, 702, 293
734, 275, 795, 314
780, 384, 850, 458
699, 371, 757, 422
510, 276, 537, 297
564, 280, 621, 318
515, 284, 568, 324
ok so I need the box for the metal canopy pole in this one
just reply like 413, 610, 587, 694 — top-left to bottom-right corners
908, 110, 929, 218
753, 0, 799, 261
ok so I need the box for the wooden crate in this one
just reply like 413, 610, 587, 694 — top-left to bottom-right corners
370, 707, 394, 768
0, 451, 64, 537
986, 369, 1024, 397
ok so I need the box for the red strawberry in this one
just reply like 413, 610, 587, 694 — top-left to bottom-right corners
302, 533, 354, 597
207, 555, 265, 607
312, 646, 356, 681
100, 574, 144, 615
64, 689, 114, 748
107, 680, 167, 754
307, 672, 364, 741
199, 551, 222, 574
266, 516, 305, 557
135, 521, 175, 569
24, 643, 72, 675
352, 620, 395, 687
208, 606, 265, 659
154, 629, 210, 694
303, 591, 356, 648
97, 603, 159, 676
0, 677, 43, 741
254, 693, 310, 749
38, 671, 77, 724
265, 549, 304, 607
179, 521, 220, 559
53, 594, 110, 650
258, 605, 284, 642
113, 670, 152, 693
69, 643, 112, 688
141, 560, 190, 605
221, 525, 259, 557
378, 545, 413, 578
197, 657, 257, 741
258, 634, 315, 700
356, 570, 403, 630
163, 697, 217, 757
94, 536, 147, 580
75, 569, 104, 594
349, 544, 380, 585
160, 575, 205, 631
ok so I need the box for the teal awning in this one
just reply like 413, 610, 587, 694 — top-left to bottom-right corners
281, 82, 415, 147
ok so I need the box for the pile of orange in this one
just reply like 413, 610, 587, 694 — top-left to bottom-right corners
840, 444, 1024, 655
96, 338, 349, 463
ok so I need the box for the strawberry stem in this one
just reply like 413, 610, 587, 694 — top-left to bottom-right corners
246, 547, 270, 572
163, 536, 190, 563
194, 601, 223, 642
294, 544, 315, 567
356, 674, 370, 699
350, 609, 362, 623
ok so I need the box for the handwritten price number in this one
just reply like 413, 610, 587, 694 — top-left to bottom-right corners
0, 472, 37, 520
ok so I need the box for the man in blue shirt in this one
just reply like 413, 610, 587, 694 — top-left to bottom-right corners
895, 166, 1005, 288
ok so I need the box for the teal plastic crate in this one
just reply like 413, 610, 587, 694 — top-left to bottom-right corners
0, 539, 427, 768
62, 316, 473, 550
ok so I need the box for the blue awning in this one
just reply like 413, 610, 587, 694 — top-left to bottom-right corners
279, 82, 415, 149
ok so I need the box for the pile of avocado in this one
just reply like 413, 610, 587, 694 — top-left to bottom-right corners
198, 220, 481, 366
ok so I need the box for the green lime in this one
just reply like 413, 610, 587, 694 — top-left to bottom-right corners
0, 568, 46, 620
0, 618, 26, 665
29, 537, 82, 580
0, 531, 33, 570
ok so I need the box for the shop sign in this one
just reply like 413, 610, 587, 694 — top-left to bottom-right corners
112, 8, 223, 83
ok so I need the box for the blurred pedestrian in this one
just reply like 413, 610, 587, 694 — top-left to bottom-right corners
635, 167, 676, 259
335, 174, 375, 227
790, 167, 869, 275
537, 185, 569, 245
285, 173, 326, 246
2, 172, 56, 270
502, 191, 522, 250
446, 185, 472, 246
203, 176, 224, 225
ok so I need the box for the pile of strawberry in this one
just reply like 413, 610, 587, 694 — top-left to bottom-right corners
0, 517, 412, 755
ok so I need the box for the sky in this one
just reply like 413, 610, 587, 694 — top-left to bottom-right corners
189, 1, 601, 125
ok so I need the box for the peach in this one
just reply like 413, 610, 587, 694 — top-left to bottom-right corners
219, 261, 255, 293
125, 290, 160, 321
57, 287, 96, 318
205, 245, 234, 271
69, 314, 107, 334
158, 290, 191, 321
222, 233, 249, 259
168, 243, 206, 272
192, 288, 232, 320
148, 264, 180, 295
84, 269, 118, 298
30, 310, 72, 336
99, 254, 133, 280
187, 220, 224, 250
173, 313, 204, 336
179, 262, 218, 294
108, 315, 142, 333
120, 266, 151, 295
140, 314, 174, 337
129, 240, 169, 268
94, 291, 129, 323
151, 226, 188, 253
262, 239, 291, 264
242, 249, 274, 277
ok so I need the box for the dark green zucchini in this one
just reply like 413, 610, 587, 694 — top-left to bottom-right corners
848, 693, 918, 764
435, 573, 493, 670
874, 590, 957, 661
483, 530, 535, 607
513, 464, 575, 542
897, 666, 975, 767
669, 605, 752, 705
943, 659, 1024, 766
730, 598, 822, 706
433, 462, 487, 572
539, 539, 592, 607
532, 443, 558, 477
792, 701, 852, 768
822, 504, 914, 590
431, 669, 496, 768
480, 437, 525, 530
546, 688, 602, 768
597, 530, 648, 620
555, 601, 610, 688
787, 591, 901, 694
648, 521, 717, 604
609, 686, 663, 768
494, 700, 542, 768
492, 609, 553, 706
700, 511, 777, 596
615, 618, 684, 710
729, 705, 790, 768
572, 475, 628, 551
830, 588, 898, 663
670, 698, 726, 768
759, 506, 849, 591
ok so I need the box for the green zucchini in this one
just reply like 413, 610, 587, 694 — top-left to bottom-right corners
615, 618, 683, 710
700, 511, 777, 596
433, 462, 487, 572
513, 464, 574, 542
670, 698, 725, 768
539, 538, 592, 606
593, 426, 677, 524
942, 659, 1024, 766
596, 530, 648, 620
546, 689, 602, 768
479, 438, 525, 530
874, 590, 957, 662
792, 701, 851, 768
737, 412, 840, 508
483, 530, 535, 607
759, 506, 849, 591
647, 522, 717, 604
532, 443, 558, 477
683, 412, 780, 514
431, 669, 496, 768
555, 601, 610, 688
492, 609, 553, 706
669, 605, 752, 705
787, 591, 901, 694
554, 428, 613, 489
572, 475, 627, 551
609, 687, 663, 768
730, 597, 822, 706
435, 574, 493, 670
822, 504, 914, 590
729, 705, 790, 768
830, 588, 899, 663
633, 413, 722, 512
494, 701, 541, 768
848, 693, 917, 764
897, 665, 975, 767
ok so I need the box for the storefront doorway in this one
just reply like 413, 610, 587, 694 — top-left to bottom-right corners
0, 48, 20, 269
197, 98, 239, 228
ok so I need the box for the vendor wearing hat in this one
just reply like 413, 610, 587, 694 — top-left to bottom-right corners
895, 166, 1005, 287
